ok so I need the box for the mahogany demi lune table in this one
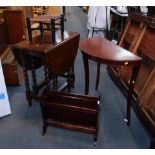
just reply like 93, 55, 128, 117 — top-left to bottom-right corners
79, 37, 142, 126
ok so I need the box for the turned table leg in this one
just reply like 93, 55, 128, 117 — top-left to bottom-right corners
42, 54, 51, 95
22, 55, 32, 106
31, 58, 38, 96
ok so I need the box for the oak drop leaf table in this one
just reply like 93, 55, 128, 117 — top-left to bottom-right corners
12, 31, 79, 106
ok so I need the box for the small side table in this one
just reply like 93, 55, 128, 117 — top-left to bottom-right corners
79, 37, 142, 126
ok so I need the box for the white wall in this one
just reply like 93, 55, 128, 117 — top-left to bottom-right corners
0, 59, 11, 117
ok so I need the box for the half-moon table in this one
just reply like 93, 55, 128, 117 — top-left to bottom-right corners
79, 37, 142, 126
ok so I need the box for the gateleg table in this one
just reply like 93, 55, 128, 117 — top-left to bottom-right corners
12, 31, 79, 106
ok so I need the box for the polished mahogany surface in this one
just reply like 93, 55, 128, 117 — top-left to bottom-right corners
80, 36, 142, 127
12, 31, 79, 55
79, 37, 142, 66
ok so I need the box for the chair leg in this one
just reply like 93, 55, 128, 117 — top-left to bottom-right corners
95, 62, 100, 90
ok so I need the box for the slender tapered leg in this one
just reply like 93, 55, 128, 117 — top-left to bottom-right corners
82, 51, 89, 95
95, 62, 101, 90
126, 62, 141, 126
51, 19, 56, 43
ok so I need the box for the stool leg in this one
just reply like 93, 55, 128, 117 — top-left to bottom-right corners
51, 19, 56, 43
61, 14, 64, 34
95, 62, 100, 90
